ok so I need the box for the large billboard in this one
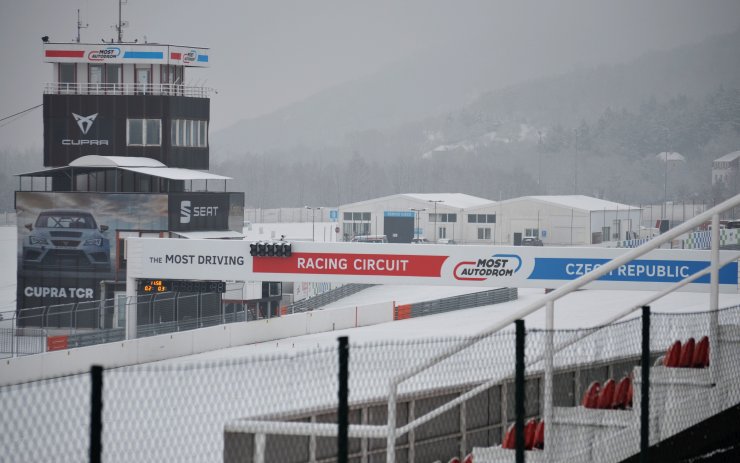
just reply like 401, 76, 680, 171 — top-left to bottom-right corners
43, 44, 210, 67
16, 192, 168, 309
126, 239, 740, 293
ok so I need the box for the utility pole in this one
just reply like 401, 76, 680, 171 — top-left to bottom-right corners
573, 128, 578, 195
305, 206, 322, 242
427, 200, 444, 243
537, 130, 543, 190
410, 208, 426, 241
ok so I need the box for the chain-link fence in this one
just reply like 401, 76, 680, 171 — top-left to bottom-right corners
0, 284, 262, 358
3, 304, 739, 462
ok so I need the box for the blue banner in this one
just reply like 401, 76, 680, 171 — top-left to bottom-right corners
528, 258, 738, 285
384, 211, 415, 218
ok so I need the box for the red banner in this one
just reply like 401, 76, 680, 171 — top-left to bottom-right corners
253, 253, 448, 277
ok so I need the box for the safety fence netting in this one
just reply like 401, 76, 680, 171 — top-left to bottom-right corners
2, 304, 740, 463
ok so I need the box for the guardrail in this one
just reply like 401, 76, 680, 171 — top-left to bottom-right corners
43, 82, 214, 98
286, 284, 376, 313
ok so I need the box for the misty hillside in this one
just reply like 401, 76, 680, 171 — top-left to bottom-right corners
210, 29, 740, 209
212, 29, 740, 159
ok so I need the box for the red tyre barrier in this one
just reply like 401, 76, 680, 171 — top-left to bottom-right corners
582, 381, 601, 409
679, 337, 695, 368
462, 453, 473, 463
596, 378, 616, 409
612, 376, 632, 409
693, 336, 709, 368
533, 420, 545, 450
663, 340, 682, 367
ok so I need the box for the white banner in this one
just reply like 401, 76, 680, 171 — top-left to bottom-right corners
125, 238, 739, 293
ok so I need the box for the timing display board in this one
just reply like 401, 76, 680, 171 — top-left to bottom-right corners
137, 279, 226, 294
125, 238, 740, 293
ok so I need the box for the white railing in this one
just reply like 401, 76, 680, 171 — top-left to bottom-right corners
43, 82, 214, 98
233, 193, 740, 463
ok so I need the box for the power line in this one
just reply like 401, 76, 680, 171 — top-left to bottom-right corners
0, 104, 42, 125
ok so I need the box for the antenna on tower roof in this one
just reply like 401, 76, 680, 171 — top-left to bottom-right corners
76, 9, 89, 43
114, 0, 130, 43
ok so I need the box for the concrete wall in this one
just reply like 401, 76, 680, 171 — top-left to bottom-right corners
0, 301, 394, 387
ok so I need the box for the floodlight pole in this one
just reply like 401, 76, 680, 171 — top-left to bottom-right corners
305, 206, 322, 242
428, 200, 444, 243
410, 208, 426, 240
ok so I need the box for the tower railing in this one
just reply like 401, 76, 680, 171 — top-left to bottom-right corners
43, 82, 214, 98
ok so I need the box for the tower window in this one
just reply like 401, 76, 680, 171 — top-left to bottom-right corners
127, 119, 162, 146
171, 120, 208, 147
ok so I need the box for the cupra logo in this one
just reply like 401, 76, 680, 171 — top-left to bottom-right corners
72, 113, 98, 135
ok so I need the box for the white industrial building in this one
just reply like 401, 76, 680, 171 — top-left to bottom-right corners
338, 194, 641, 246
338, 193, 494, 243
493, 195, 642, 246
712, 150, 740, 186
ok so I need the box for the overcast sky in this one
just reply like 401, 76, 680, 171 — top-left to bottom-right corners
1, 0, 740, 151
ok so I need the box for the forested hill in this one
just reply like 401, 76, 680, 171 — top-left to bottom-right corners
211, 29, 740, 208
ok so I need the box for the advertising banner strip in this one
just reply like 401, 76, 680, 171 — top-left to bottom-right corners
528, 258, 738, 285
123, 51, 163, 60
45, 50, 85, 58
253, 253, 449, 277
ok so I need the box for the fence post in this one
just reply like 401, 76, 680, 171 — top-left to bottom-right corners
543, 301, 555, 460
640, 306, 650, 463
338, 336, 349, 463
89, 365, 103, 463
515, 319, 525, 463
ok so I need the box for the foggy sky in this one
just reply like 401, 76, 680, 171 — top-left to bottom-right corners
1, 0, 740, 151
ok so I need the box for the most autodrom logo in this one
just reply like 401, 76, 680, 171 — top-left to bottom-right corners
183, 49, 198, 64
87, 47, 121, 61
453, 253, 523, 281
72, 113, 97, 135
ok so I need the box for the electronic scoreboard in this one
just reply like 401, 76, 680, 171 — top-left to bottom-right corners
136, 279, 226, 293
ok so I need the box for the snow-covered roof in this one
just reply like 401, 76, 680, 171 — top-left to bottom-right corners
402, 193, 494, 209
18, 155, 232, 181
655, 151, 685, 162
506, 195, 640, 212
340, 193, 494, 210
119, 167, 231, 181
69, 155, 166, 168
173, 230, 244, 239
714, 150, 740, 163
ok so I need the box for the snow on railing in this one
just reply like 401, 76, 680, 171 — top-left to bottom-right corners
43, 82, 214, 98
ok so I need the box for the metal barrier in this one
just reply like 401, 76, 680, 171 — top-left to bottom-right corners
43, 82, 214, 98
399, 287, 518, 319
286, 284, 376, 313
0, 327, 46, 358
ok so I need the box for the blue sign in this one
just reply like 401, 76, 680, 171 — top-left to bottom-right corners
528, 258, 738, 285
385, 211, 415, 218
329, 210, 338, 220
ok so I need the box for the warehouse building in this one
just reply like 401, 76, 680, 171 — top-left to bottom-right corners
338, 193, 494, 243
492, 195, 642, 246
